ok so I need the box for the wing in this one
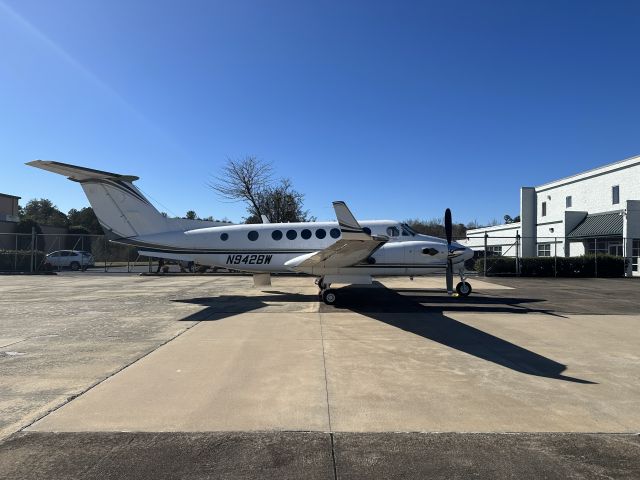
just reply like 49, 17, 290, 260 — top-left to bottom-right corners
285, 201, 387, 270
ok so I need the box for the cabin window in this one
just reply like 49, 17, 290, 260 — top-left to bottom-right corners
612, 185, 620, 204
271, 230, 282, 240
248, 231, 259, 241
301, 229, 312, 240
220, 233, 229, 241
363, 227, 371, 235
286, 229, 297, 240
386, 226, 400, 237
330, 228, 341, 239
315, 229, 326, 239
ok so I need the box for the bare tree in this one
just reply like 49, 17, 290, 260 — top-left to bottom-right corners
209, 156, 273, 218
246, 179, 314, 223
211, 156, 313, 223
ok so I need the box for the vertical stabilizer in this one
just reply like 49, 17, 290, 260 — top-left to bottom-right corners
27, 160, 171, 237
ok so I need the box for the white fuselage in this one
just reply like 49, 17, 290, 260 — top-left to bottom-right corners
120, 220, 473, 276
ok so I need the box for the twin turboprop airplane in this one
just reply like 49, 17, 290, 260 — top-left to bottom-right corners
28, 160, 475, 304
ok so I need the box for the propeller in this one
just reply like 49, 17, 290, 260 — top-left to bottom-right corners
444, 208, 453, 294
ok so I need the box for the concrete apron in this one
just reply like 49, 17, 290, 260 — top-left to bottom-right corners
27, 307, 640, 434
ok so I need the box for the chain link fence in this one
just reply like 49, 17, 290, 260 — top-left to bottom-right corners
0, 232, 158, 273
466, 234, 638, 278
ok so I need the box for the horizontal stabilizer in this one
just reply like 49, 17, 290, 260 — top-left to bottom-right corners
26, 160, 139, 182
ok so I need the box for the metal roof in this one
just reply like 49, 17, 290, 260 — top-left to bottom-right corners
567, 211, 623, 239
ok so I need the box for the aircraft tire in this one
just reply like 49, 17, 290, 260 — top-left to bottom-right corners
322, 289, 337, 305
456, 281, 472, 296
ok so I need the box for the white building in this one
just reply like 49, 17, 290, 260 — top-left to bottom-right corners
464, 155, 640, 276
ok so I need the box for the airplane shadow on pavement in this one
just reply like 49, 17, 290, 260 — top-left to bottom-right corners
174, 284, 596, 385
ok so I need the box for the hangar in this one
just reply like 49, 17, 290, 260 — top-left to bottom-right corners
464, 154, 640, 277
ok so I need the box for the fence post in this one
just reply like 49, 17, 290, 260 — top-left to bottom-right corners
104, 236, 108, 272
515, 232, 520, 276
483, 233, 488, 277
30, 227, 35, 273
594, 244, 598, 278
554, 237, 557, 277
14, 234, 18, 271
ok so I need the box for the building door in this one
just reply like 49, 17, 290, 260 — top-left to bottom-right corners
608, 243, 623, 256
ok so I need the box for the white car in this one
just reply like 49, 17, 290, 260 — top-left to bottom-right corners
45, 250, 95, 271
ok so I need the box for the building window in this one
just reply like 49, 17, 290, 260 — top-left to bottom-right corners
487, 245, 502, 256
330, 228, 341, 239
286, 229, 297, 240
247, 231, 259, 241
315, 229, 326, 239
271, 230, 282, 241
537, 243, 551, 257
612, 185, 620, 205
566, 196, 572, 208
301, 229, 312, 240
586, 239, 607, 255
633, 239, 640, 272
541, 201, 547, 217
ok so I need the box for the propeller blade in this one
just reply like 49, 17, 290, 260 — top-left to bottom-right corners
445, 208, 453, 294
444, 208, 452, 246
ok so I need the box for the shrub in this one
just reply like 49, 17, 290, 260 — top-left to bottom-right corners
475, 255, 625, 277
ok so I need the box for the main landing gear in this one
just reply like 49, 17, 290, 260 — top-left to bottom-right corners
315, 277, 337, 305
455, 270, 472, 297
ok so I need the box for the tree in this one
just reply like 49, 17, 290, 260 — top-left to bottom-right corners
405, 218, 467, 239
22, 198, 68, 227
67, 207, 103, 234
185, 210, 197, 220
245, 179, 314, 223
211, 156, 312, 223
210, 156, 273, 219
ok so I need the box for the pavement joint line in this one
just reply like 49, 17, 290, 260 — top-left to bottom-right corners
318, 311, 333, 434
15, 318, 204, 438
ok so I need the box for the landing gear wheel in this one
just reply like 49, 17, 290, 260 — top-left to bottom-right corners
321, 289, 337, 305
456, 281, 472, 296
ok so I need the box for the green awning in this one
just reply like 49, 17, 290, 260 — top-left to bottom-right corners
567, 211, 623, 239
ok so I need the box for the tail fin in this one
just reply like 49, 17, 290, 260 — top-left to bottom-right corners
27, 160, 173, 237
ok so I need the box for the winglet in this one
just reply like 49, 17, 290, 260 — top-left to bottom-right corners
332, 201, 370, 240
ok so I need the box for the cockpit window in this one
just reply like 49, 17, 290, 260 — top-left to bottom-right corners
401, 223, 417, 236
386, 226, 400, 237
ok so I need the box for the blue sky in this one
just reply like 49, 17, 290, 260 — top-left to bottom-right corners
2, 0, 639, 224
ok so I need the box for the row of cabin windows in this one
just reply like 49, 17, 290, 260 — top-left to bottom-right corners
221, 225, 412, 241
220, 228, 342, 242
542, 186, 621, 217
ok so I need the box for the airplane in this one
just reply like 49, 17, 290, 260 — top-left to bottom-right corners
27, 160, 475, 304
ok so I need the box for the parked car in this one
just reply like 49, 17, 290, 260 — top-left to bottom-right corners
45, 250, 95, 271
